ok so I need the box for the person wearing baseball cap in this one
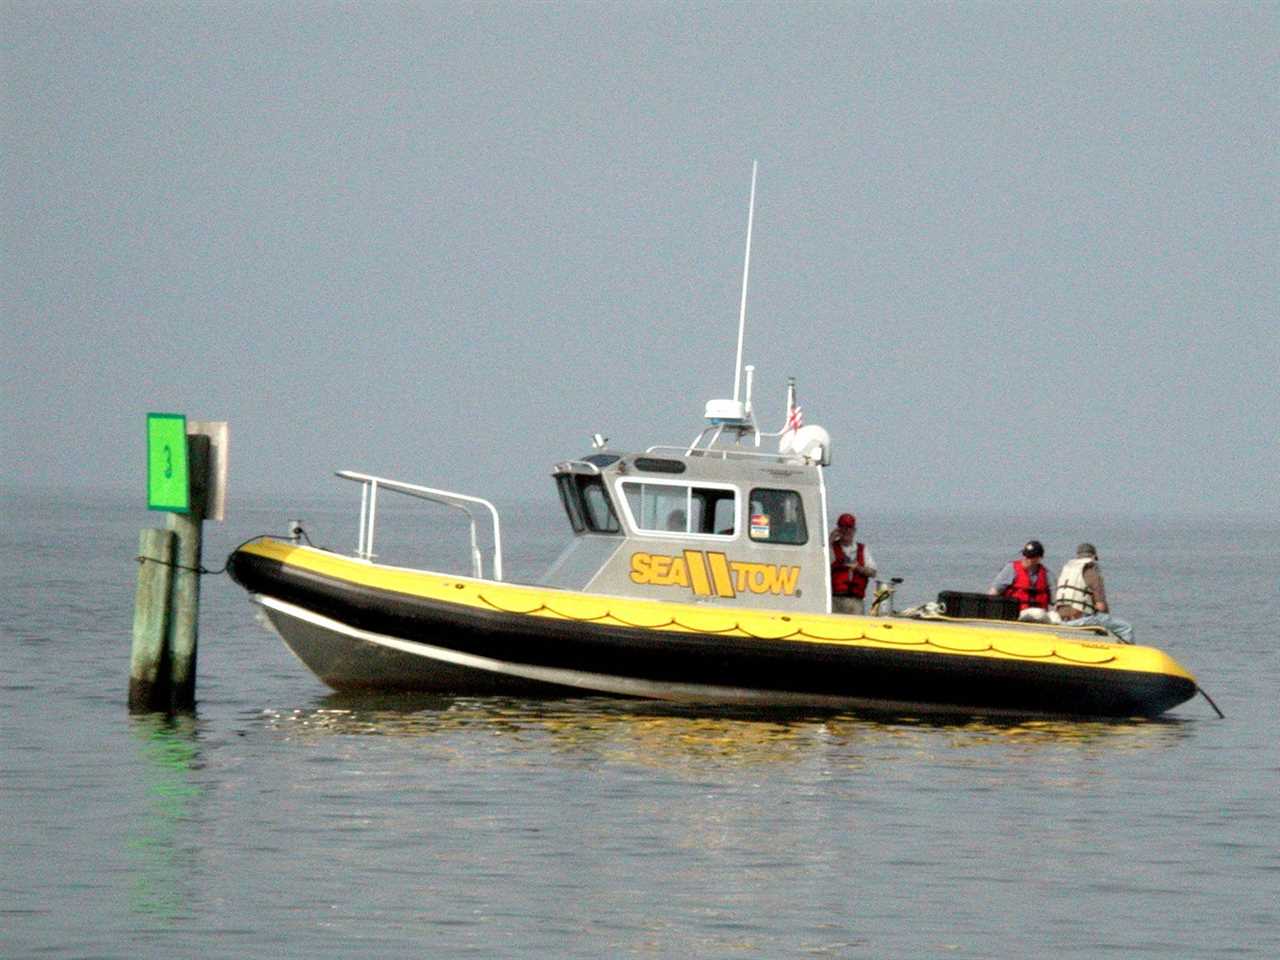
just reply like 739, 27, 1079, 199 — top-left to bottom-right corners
1053, 542, 1134, 643
987, 539, 1053, 612
829, 512, 877, 614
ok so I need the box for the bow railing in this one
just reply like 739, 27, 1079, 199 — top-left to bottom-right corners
336, 470, 503, 581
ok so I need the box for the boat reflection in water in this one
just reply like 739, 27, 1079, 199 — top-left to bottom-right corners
256, 695, 1193, 771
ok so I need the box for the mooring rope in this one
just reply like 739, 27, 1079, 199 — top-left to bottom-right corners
135, 530, 319, 577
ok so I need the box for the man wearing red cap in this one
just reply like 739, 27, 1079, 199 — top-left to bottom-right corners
830, 512, 877, 614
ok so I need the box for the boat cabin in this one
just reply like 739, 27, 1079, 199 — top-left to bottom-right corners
541, 398, 835, 614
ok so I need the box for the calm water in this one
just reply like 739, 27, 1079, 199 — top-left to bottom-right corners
3, 490, 1277, 958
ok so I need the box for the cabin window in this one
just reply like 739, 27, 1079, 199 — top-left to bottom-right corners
620, 480, 737, 537
633, 457, 686, 474
554, 473, 620, 534
748, 488, 808, 544
577, 475, 621, 533
555, 474, 585, 533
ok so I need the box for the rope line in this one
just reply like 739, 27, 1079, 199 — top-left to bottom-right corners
135, 554, 206, 574
137, 532, 315, 577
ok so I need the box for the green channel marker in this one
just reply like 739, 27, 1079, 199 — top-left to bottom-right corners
147, 413, 190, 512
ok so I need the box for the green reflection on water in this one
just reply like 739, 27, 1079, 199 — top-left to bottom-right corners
125, 713, 205, 921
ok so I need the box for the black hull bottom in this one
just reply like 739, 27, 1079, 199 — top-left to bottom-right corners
261, 600, 584, 697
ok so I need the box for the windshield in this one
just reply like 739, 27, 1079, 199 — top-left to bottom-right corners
554, 472, 621, 534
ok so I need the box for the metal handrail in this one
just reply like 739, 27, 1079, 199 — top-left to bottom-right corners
644, 444, 806, 464
335, 470, 503, 581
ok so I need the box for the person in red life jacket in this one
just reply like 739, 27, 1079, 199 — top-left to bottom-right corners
987, 539, 1054, 612
830, 512, 877, 614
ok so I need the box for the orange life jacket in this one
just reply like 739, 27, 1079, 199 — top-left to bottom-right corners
1005, 561, 1050, 611
832, 542, 868, 599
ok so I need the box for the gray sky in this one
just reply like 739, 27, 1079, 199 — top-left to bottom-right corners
4, 2, 1276, 518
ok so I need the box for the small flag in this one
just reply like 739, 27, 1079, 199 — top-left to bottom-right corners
786, 402, 803, 433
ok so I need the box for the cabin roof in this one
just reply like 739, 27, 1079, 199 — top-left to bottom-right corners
555, 448, 820, 487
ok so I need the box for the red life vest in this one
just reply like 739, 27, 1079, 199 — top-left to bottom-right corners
832, 542, 869, 599
1004, 561, 1050, 611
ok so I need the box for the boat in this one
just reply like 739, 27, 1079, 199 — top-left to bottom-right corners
226, 442, 1198, 717
226, 168, 1201, 719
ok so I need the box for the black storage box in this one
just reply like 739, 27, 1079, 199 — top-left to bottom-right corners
937, 591, 1021, 621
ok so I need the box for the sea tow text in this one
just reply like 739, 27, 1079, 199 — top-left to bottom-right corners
629, 550, 801, 598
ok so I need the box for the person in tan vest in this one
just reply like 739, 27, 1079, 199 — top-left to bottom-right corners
1054, 543, 1134, 643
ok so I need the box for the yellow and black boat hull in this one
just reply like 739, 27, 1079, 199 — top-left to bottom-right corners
228, 539, 1199, 718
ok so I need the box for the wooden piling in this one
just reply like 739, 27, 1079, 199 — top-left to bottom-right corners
166, 433, 209, 711
129, 528, 176, 712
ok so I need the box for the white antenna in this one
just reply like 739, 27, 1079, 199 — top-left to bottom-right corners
732, 160, 758, 403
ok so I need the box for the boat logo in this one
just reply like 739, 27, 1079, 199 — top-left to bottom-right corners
629, 550, 800, 598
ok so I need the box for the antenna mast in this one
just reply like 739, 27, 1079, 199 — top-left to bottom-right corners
732, 160, 757, 403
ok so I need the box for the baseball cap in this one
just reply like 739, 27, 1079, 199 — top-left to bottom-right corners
837, 513, 856, 528
1076, 543, 1098, 558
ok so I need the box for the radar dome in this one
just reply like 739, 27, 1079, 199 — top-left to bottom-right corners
704, 399, 749, 425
